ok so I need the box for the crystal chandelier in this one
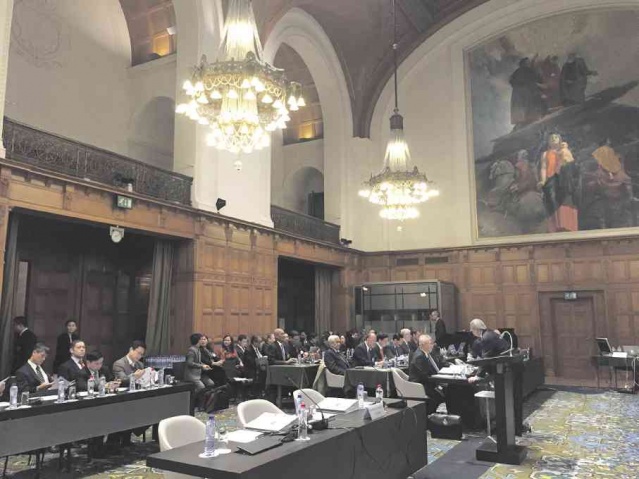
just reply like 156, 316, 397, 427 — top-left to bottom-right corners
176, 0, 305, 155
358, 0, 438, 221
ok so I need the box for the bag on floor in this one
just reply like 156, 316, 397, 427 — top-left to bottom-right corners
428, 413, 463, 440
204, 385, 230, 412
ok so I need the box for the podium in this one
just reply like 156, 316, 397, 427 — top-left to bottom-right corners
470, 354, 527, 465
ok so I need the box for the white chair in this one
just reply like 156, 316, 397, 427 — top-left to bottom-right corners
474, 390, 496, 437
158, 415, 205, 479
293, 388, 325, 408
325, 368, 345, 389
391, 368, 428, 400
237, 399, 284, 428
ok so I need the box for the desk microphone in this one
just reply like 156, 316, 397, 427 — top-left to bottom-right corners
284, 375, 329, 431
499, 331, 514, 357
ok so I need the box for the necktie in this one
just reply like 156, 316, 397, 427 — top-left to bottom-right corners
280, 343, 286, 360
427, 355, 440, 373
256, 346, 262, 358
35, 365, 45, 383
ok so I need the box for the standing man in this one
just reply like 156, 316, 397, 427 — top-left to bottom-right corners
15, 343, 54, 393
54, 319, 80, 372
12, 316, 37, 373
430, 310, 448, 346
112, 340, 147, 386
409, 335, 445, 414
57, 339, 86, 381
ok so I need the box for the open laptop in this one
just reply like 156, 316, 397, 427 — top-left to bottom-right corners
596, 338, 612, 355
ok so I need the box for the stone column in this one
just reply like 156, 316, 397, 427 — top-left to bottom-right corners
0, 0, 13, 159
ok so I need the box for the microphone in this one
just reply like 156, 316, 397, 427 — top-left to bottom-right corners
284, 375, 329, 431
499, 331, 514, 357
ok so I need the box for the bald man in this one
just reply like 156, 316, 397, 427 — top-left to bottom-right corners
266, 328, 296, 365
352, 333, 383, 367
409, 335, 446, 414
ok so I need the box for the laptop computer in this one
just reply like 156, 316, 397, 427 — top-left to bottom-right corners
596, 338, 612, 354
235, 436, 283, 455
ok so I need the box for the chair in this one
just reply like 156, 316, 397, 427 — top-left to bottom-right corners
158, 415, 206, 479
474, 390, 495, 437
391, 368, 428, 400
293, 388, 325, 408
237, 399, 284, 428
324, 368, 345, 389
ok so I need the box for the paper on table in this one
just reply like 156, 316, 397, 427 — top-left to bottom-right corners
227, 429, 263, 443
310, 411, 336, 422
244, 412, 297, 432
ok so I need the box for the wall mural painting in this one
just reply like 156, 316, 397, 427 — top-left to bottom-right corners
468, 9, 639, 238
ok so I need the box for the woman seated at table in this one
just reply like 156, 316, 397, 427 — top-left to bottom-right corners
200, 336, 226, 386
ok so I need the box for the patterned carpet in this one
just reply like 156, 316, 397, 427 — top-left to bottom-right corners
4, 389, 638, 478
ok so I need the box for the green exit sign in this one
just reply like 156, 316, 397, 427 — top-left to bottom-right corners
116, 195, 133, 209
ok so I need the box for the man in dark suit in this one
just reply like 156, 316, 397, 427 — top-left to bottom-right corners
399, 329, 412, 356
385, 334, 402, 359
430, 310, 448, 346
266, 329, 296, 365
409, 335, 445, 414
112, 340, 147, 386
352, 333, 383, 367
53, 319, 80, 372
15, 343, 54, 394
57, 339, 86, 381
12, 316, 37, 373
76, 350, 116, 391
324, 335, 350, 375
236, 334, 248, 362
468, 318, 509, 361
376, 334, 390, 361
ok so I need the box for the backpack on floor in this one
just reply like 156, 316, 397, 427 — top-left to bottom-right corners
204, 385, 230, 412
428, 413, 463, 440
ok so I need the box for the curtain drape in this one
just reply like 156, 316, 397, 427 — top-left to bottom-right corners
314, 267, 333, 334
145, 239, 174, 356
0, 214, 19, 379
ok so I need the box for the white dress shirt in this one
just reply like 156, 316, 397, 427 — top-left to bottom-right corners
27, 360, 50, 383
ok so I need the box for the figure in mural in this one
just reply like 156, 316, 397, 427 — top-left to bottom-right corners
539, 134, 580, 232
560, 53, 598, 106
509, 57, 547, 129
540, 56, 562, 109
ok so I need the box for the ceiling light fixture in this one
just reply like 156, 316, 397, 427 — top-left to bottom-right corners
176, 0, 305, 155
358, 0, 439, 221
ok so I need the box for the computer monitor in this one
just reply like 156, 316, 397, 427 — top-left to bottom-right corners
595, 338, 612, 354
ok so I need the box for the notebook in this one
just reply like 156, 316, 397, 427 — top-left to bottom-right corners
244, 412, 297, 433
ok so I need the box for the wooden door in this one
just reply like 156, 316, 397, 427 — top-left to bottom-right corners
550, 298, 596, 379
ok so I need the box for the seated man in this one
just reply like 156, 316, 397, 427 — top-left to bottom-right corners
77, 350, 119, 391
376, 333, 390, 361
57, 339, 86, 382
352, 333, 383, 367
16, 343, 54, 394
385, 334, 402, 359
112, 340, 147, 386
399, 329, 412, 356
324, 335, 350, 375
409, 335, 445, 415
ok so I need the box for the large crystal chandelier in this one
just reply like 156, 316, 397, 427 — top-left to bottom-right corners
176, 0, 305, 154
358, 0, 438, 221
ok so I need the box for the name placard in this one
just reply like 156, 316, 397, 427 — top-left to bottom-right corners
364, 401, 386, 420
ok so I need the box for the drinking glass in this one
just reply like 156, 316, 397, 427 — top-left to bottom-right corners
20, 392, 29, 406
216, 426, 231, 455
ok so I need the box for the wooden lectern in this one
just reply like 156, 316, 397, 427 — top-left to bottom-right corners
470, 354, 527, 465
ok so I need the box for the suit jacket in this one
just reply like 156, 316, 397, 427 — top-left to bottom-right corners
235, 345, 246, 363
471, 330, 509, 358
53, 332, 79, 371
383, 344, 401, 359
434, 319, 447, 345
13, 329, 37, 372
57, 358, 83, 382
112, 355, 144, 385
408, 350, 443, 397
266, 340, 290, 365
76, 366, 114, 391
184, 346, 206, 383
399, 341, 411, 356
323, 348, 350, 375
409, 340, 418, 353
352, 343, 375, 367
15, 362, 50, 394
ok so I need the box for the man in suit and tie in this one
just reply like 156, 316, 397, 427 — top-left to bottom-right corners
409, 335, 446, 414
12, 316, 37, 373
376, 334, 390, 361
15, 343, 54, 394
399, 329, 412, 356
324, 335, 351, 375
235, 334, 248, 362
53, 319, 80, 372
352, 333, 384, 367
76, 350, 117, 391
430, 310, 448, 346
112, 340, 147, 386
266, 329, 297, 365
57, 339, 86, 381
385, 334, 402, 359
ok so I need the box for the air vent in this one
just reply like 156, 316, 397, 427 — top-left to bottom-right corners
424, 257, 449, 264
396, 257, 419, 267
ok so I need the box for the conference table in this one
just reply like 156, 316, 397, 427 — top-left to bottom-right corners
147, 399, 427, 479
344, 366, 409, 397
0, 383, 193, 458
266, 363, 319, 407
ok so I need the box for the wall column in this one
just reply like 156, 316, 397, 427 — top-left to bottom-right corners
0, 0, 14, 158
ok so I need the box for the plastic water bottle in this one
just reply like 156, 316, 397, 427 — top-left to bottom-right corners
57, 377, 66, 403
375, 384, 384, 401
9, 382, 18, 409
296, 403, 310, 441
128, 373, 135, 392
203, 414, 216, 457
98, 377, 106, 397
158, 368, 165, 386
357, 383, 365, 409
297, 352, 303, 364
87, 377, 95, 397
294, 393, 303, 416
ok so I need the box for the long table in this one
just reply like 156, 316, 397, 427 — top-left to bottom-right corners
147, 399, 428, 479
344, 366, 408, 397
0, 383, 192, 457
266, 364, 319, 407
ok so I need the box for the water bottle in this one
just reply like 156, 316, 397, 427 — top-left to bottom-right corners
98, 377, 106, 397
128, 373, 135, 392
296, 403, 310, 441
375, 384, 384, 401
158, 368, 165, 387
203, 414, 216, 457
57, 377, 66, 403
294, 393, 303, 416
87, 377, 95, 397
357, 383, 365, 409
9, 382, 18, 409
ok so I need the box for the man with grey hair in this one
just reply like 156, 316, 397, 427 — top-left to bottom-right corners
399, 328, 412, 356
324, 335, 350, 375
15, 343, 54, 393
409, 335, 445, 414
469, 318, 508, 361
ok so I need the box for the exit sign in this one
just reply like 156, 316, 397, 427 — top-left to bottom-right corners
116, 195, 133, 209
564, 292, 577, 300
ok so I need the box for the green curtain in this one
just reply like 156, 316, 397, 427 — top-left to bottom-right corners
0, 213, 19, 379
145, 239, 174, 355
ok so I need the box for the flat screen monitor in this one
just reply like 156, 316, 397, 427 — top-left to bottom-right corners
596, 338, 611, 354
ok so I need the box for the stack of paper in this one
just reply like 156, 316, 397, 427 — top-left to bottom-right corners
317, 397, 359, 413
244, 413, 297, 432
